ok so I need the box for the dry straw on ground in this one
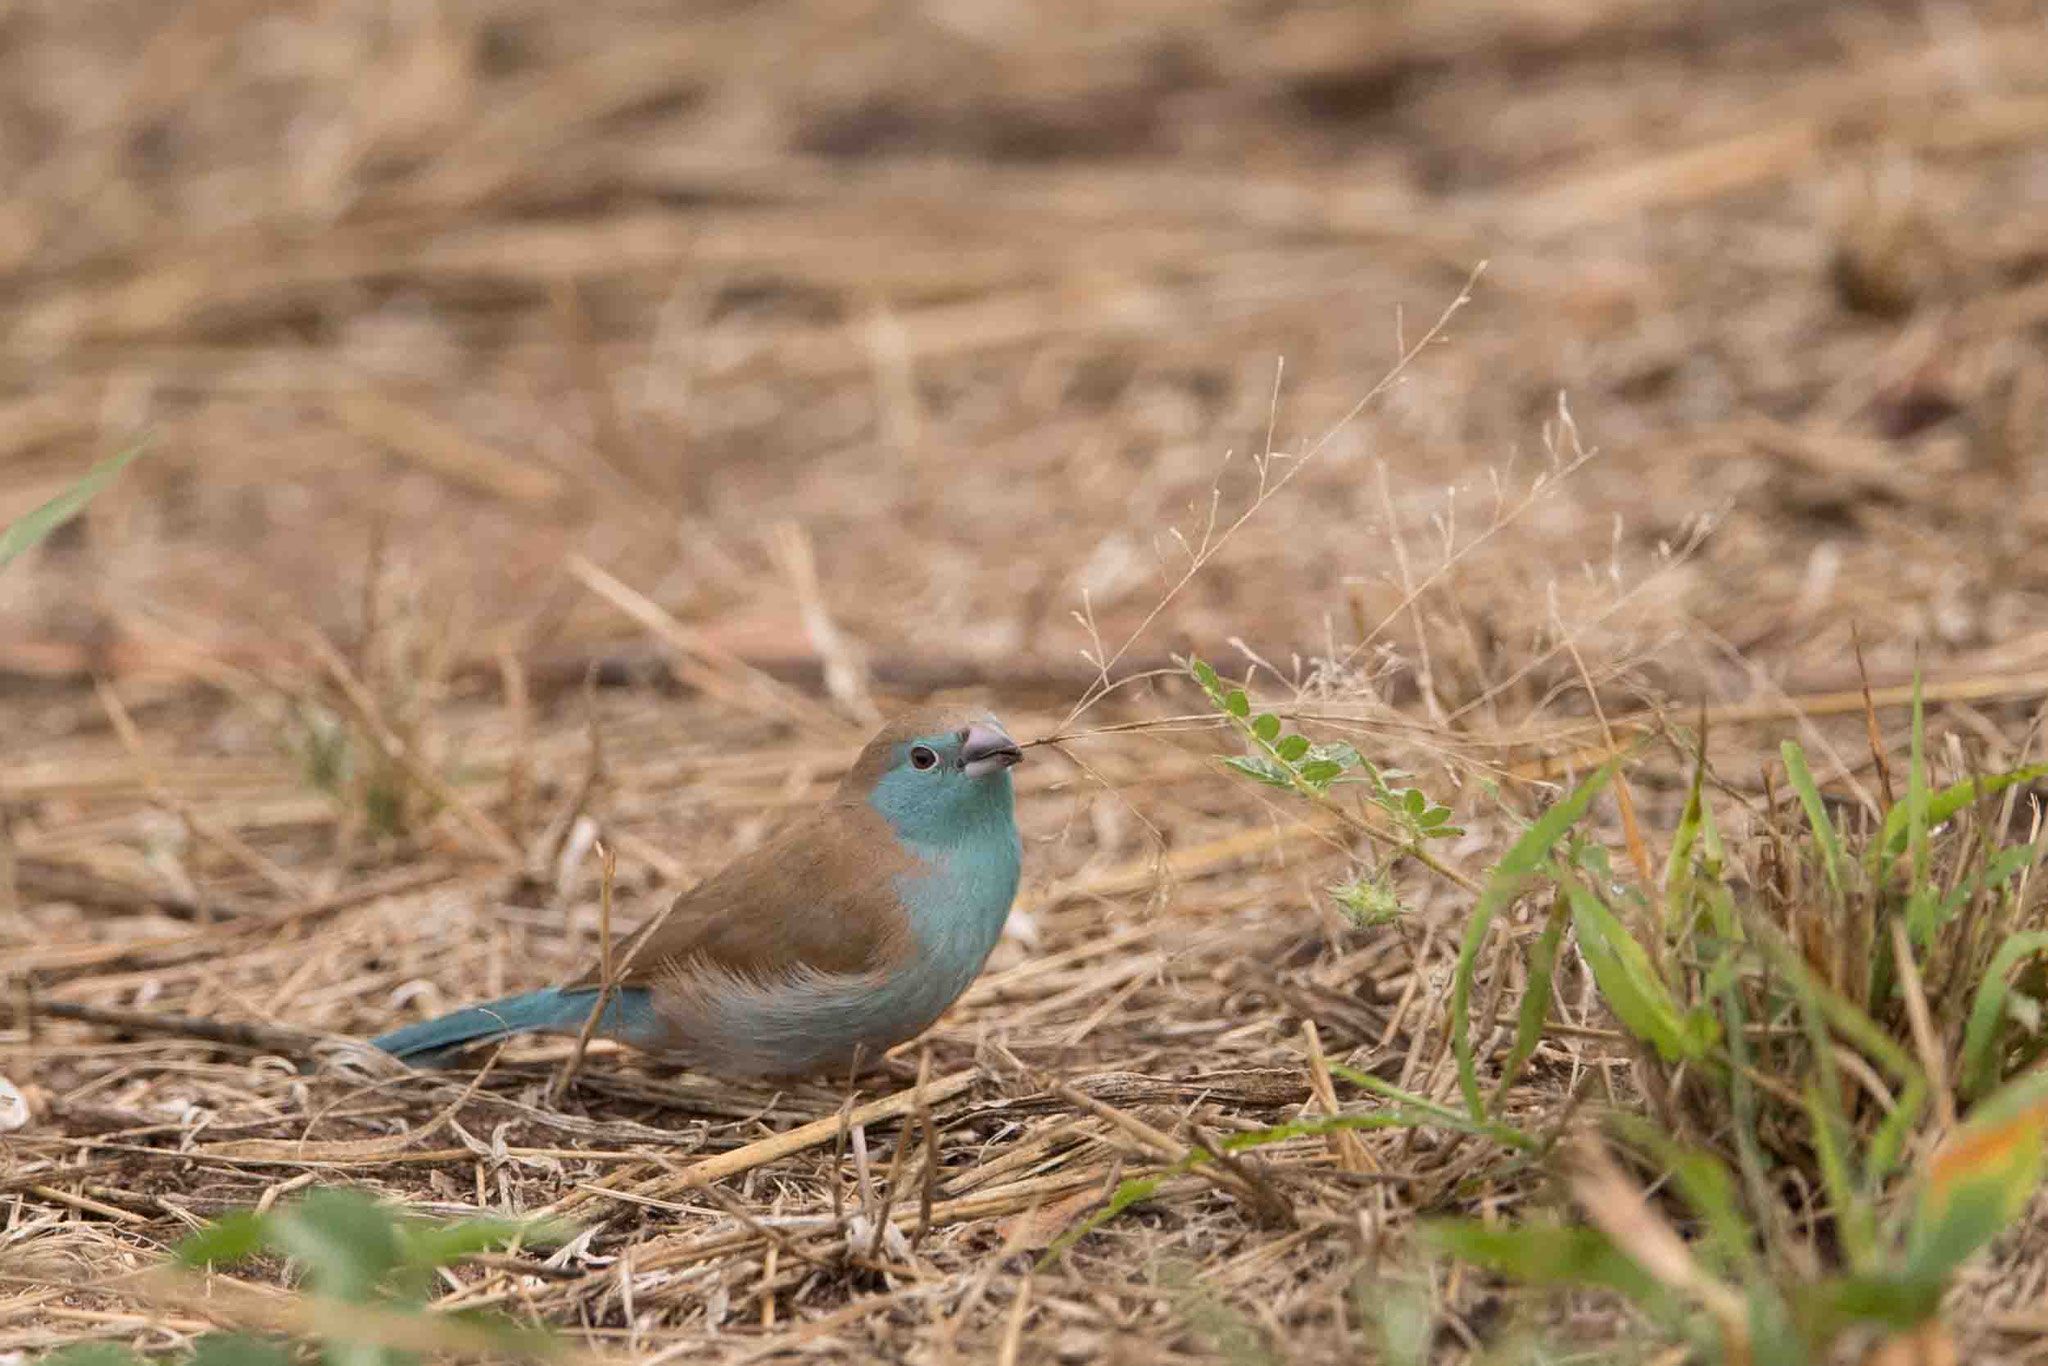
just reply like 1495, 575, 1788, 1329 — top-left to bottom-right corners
5, 1, 2048, 1361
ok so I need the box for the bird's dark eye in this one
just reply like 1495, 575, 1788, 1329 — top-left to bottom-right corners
909, 745, 940, 771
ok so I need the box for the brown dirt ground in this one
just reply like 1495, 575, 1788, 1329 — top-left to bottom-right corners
4, 1, 2048, 1361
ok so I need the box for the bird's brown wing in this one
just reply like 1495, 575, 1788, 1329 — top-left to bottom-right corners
565, 801, 920, 989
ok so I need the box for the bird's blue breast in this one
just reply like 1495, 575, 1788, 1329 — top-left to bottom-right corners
886, 772, 1021, 981
887, 821, 1021, 1007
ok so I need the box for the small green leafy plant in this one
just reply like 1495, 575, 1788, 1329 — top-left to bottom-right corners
1188, 655, 1467, 922
46, 1189, 569, 1366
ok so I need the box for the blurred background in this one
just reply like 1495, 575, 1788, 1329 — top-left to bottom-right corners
3, 0, 2043, 726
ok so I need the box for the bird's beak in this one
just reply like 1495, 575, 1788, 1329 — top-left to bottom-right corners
961, 721, 1024, 777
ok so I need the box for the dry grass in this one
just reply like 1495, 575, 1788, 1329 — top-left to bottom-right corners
5, 1, 2048, 1361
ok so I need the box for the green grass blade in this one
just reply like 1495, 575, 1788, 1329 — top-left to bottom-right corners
0, 442, 146, 574
1793, 1275, 1941, 1340
1420, 1220, 1664, 1303
1329, 1063, 1538, 1150
1909, 674, 1928, 896
1450, 764, 1614, 1119
187, 1337, 300, 1366
1608, 1115, 1758, 1281
1866, 1070, 1928, 1190
1750, 917, 1921, 1086
1662, 737, 1708, 902
1906, 1085, 2048, 1287
1780, 741, 1845, 905
1874, 765, 2048, 868
45, 1348, 153, 1366
175, 1211, 271, 1268
1716, 959, 1773, 1247
1758, 905, 1930, 1254
1489, 891, 1568, 1112
1567, 880, 1707, 1064
401, 1215, 573, 1271
1803, 1078, 1872, 1267
1960, 931, 2048, 1100
1037, 1173, 1162, 1269
1759, 925, 1926, 1196
1937, 844, 2035, 926
269, 1189, 406, 1301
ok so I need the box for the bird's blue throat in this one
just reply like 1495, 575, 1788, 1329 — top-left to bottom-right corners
866, 751, 1021, 993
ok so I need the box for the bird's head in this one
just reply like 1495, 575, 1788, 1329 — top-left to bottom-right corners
849, 709, 1023, 845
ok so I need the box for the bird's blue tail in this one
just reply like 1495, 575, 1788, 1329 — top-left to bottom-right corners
371, 987, 657, 1067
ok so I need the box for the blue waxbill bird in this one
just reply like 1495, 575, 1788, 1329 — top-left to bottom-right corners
370, 710, 1024, 1077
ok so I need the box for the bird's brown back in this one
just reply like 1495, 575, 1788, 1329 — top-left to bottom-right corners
567, 798, 921, 989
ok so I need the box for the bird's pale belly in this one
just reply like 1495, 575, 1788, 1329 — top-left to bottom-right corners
647, 955, 984, 1078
